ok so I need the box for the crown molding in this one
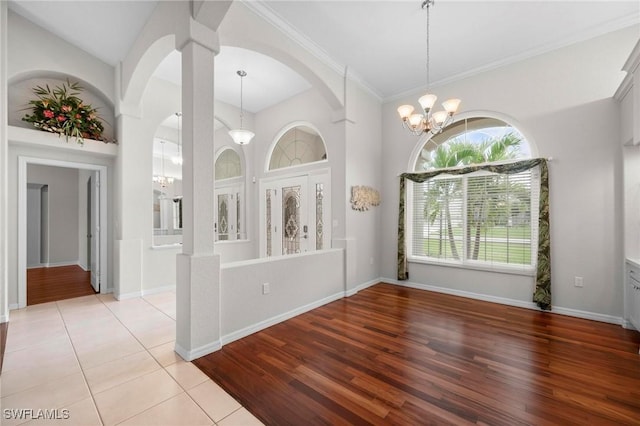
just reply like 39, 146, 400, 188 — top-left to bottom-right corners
241, 0, 383, 102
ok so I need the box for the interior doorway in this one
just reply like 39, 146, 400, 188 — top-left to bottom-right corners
18, 157, 108, 309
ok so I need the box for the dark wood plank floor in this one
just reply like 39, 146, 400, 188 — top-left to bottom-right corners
27, 265, 96, 306
194, 283, 640, 426
0, 321, 7, 375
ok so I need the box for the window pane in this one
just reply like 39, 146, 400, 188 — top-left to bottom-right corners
412, 178, 463, 262
466, 171, 534, 267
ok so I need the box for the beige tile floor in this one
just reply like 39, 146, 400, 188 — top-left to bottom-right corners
0, 291, 264, 426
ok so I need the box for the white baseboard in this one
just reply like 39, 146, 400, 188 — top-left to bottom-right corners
142, 285, 175, 296
78, 262, 89, 271
345, 278, 380, 297
384, 277, 624, 326
386, 277, 538, 309
1, 314, 8, 323
8, 304, 19, 311
115, 291, 142, 301
44, 261, 81, 268
221, 291, 345, 346
551, 306, 623, 325
175, 340, 221, 362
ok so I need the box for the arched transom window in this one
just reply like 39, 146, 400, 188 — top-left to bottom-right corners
269, 125, 327, 171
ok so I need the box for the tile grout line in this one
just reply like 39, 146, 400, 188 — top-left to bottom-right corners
98, 294, 218, 425
55, 296, 106, 426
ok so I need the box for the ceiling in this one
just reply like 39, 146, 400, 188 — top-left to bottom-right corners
8, 0, 640, 111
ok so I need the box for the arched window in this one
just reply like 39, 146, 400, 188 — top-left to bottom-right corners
408, 116, 539, 271
268, 124, 327, 171
414, 117, 531, 171
215, 148, 242, 180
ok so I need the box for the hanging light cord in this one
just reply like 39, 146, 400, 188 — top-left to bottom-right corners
238, 70, 247, 129
424, 0, 431, 91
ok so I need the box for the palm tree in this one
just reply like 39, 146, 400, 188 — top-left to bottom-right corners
420, 132, 524, 261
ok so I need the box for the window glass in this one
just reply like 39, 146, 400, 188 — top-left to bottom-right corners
410, 117, 536, 271
269, 125, 327, 170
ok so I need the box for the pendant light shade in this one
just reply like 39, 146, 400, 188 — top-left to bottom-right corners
229, 70, 255, 145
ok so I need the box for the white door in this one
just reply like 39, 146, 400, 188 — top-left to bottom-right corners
259, 171, 330, 258
89, 173, 100, 292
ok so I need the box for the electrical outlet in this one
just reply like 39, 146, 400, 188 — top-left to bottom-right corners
574, 276, 583, 287
262, 282, 270, 295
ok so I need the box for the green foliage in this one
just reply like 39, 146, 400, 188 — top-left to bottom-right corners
421, 132, 529, 263
22, 80, 114, 145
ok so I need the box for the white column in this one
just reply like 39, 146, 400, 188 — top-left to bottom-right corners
113, 109, 145, 299
175, 19, 221, 360
0, 1, 8, 322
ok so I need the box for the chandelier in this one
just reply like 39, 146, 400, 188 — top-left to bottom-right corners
153, 140, 174, 188
397, 0, 460, 137
171, 112, 183, 165
228, 70, 255, 145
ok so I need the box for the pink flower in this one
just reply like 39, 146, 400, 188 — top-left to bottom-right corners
43, 110, 54, 118
61, 105, 72, 113
56, 115, 66, 122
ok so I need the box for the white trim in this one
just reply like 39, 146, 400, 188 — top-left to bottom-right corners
0, 314, 8, 323
115, 291, 142, 301
221, 291, 344, 346
141, 285, 175, 297
175, 340, 222, 362
18, 156, 109, 309
551, 306, 623, 326
8, 304, 18, 311
345, 278, 379, 297
384, 278, 624, 326
43, 261, 82, 268
622, 319, 637, 330
386, 14, 640, 104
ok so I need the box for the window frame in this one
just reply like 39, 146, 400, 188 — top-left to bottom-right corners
406, 115, 538, 276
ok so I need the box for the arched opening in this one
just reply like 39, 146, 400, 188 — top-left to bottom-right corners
214, 147, 246, 241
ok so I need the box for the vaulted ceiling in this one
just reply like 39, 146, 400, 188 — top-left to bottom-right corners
8, 0, 640, 112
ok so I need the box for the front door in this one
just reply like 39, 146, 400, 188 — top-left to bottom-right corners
260, 171, 330, 257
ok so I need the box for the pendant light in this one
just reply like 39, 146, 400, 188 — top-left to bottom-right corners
229, 70, 255, 145
397, 0, 461, 137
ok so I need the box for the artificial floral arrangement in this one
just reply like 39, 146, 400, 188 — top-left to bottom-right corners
22, 80, 115, 145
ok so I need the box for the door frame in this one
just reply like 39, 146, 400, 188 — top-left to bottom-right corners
18, 156, 109, 308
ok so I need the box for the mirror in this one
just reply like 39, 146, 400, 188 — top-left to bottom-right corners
215, 147, 246, 241
152, 113, 183, 246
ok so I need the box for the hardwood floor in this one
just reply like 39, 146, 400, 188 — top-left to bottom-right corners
27, 265, 96, 305
194, 283, 640, 426
0, 321, 7, 374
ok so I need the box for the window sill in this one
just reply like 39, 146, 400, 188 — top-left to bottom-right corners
408, 257, 535, 277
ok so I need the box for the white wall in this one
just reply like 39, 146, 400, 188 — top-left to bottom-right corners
1, 0, 10, 322
221, 249, 344, 342
381, 26, 640, 318
344, 79, 383, 289
27, 164, 79, 265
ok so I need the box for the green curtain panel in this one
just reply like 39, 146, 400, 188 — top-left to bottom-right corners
397, 158, 551, 310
